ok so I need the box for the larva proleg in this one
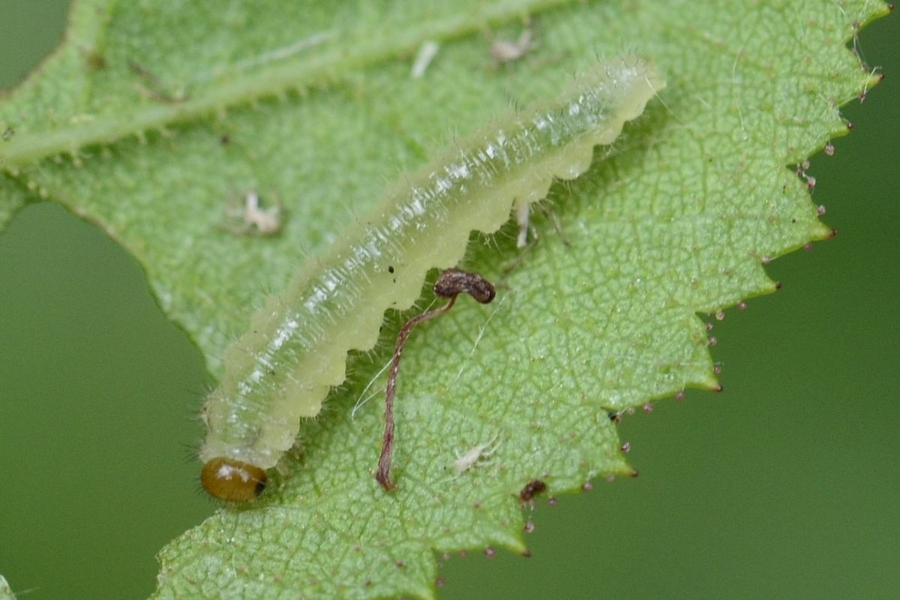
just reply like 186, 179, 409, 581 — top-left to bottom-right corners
199, 56, 664, 499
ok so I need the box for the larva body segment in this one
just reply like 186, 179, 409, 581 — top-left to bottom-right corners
199, 57, 665, 483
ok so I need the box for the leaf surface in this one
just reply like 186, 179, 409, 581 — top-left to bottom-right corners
0, 0, 887, 598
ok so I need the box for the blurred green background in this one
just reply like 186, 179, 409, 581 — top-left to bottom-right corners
0, 3, 897, 599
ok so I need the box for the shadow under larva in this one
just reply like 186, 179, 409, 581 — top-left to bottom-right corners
198, 55, 665, 501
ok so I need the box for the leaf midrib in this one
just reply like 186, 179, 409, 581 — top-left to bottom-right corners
0, 0, 573, 166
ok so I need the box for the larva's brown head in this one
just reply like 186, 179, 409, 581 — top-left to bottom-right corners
201, 457, 267, 502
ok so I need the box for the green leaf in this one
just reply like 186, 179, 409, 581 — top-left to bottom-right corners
0, 0, 887, 598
